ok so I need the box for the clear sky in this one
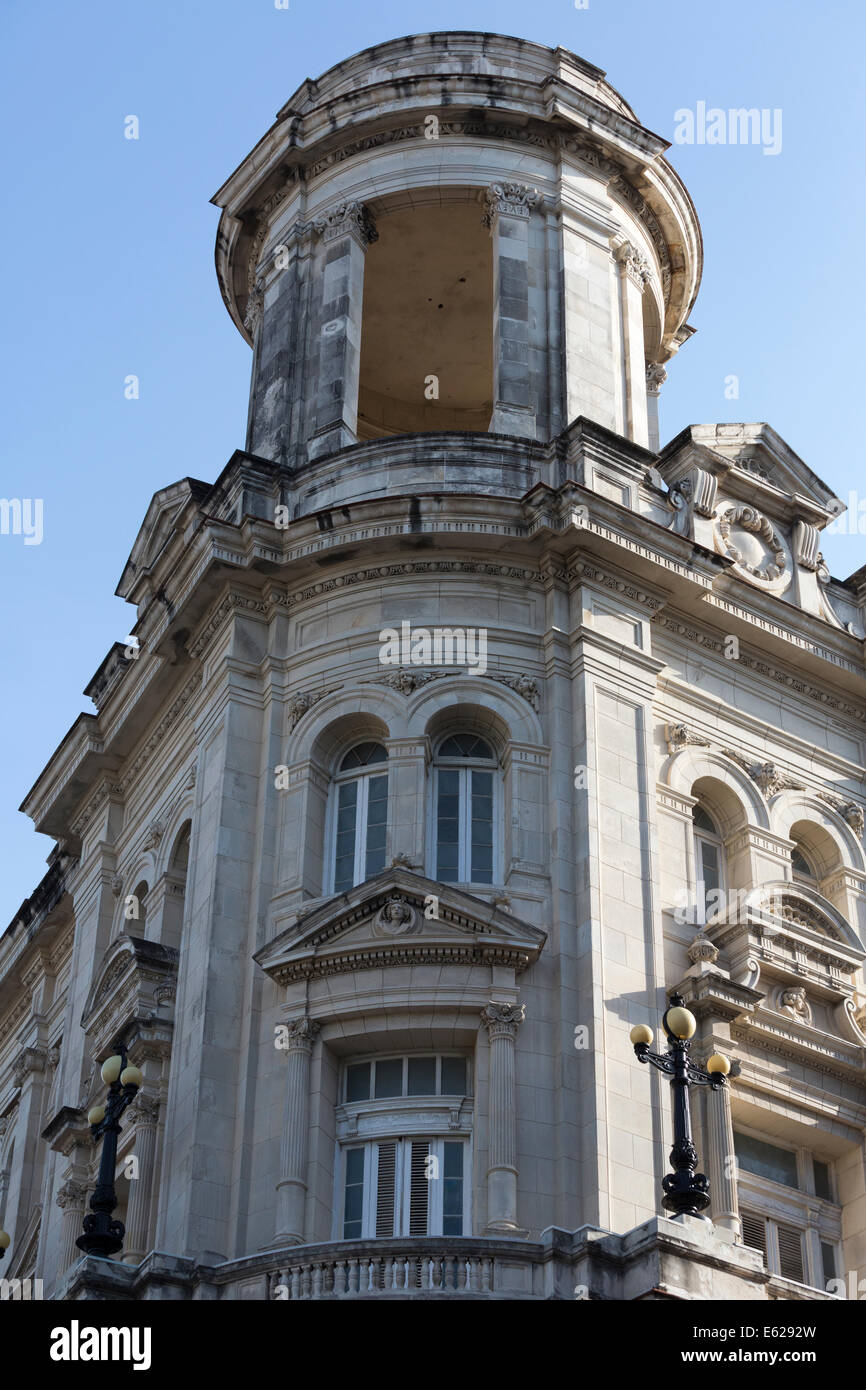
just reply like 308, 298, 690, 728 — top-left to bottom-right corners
1, 0, 864, 919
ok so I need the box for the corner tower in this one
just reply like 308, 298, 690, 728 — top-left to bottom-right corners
212, 32, 702, 464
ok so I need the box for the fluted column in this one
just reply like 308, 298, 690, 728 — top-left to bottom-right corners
705, 1078, 740, 1237
481, 1002, 525, 1234
56, 1179, 89, 1274
123, 1095, 160, 1264
274, 1018, 320, 1245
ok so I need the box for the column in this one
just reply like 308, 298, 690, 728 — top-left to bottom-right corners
123, 1095, 160, 1264
484, 183, 539, 439
56, 1180, 89, 1274
645, 363, 667, 453
704, 1079, 740, 1238
274, 1017, 320, 1245
615, 242, 651, 447
480, 1002, 525, 1233
308, 202, 377, 459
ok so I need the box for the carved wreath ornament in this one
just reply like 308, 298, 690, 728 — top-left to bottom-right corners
716, 505, 787, 584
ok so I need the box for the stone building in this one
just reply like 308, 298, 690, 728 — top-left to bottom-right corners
2, 31, 866, 1301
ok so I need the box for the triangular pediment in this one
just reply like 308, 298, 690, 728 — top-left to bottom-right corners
116, 478, 210, 601
255, 868, 546, 985
659, 423, 843, 529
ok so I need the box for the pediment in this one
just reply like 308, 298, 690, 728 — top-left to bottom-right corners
81, 934, 179, 1039
116, 478, 210, 601
707, 880, 864, 995
659, 423, 843, 529
255, 868, 546, 985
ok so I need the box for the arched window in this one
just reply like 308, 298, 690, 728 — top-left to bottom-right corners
129, 880, 149, 930
432, 734, 498, 885
692, 804, 725, 923
170, 823, 191, 873
791, 841, 818, 885
331, 742, 389, 893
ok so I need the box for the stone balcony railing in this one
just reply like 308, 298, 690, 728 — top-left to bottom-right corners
265, 1237, 537, 1300
58, 1216, 804, 1303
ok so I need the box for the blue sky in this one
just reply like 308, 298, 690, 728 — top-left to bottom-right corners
1, 0, 864, 917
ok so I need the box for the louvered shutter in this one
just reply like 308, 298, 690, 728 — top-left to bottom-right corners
777, 1223, 805, 1283
409, 1140, 430, 1235
375, 1141, 397, 1237
740, 1210, 767, 1258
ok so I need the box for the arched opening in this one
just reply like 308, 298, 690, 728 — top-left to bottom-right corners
357, 195, 493, 438
789, 819, 842, 882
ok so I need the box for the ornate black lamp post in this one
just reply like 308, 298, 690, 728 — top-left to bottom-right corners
630, 993, 731, 1219
76, 1045, 143, 1258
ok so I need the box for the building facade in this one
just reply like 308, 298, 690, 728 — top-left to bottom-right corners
2, 32, 866, 1301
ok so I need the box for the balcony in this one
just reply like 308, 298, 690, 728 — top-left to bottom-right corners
265, 1237, 541, 1300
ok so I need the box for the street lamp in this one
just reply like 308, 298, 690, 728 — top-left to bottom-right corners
630, 992, 731, 1219
76, 1044, 144, 1258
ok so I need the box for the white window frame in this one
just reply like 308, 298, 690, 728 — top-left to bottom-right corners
692, 806, 726, 925
326, 747, 389, 894
428, 738, 501, 887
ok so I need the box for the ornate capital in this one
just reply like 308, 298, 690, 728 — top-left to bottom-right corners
481, 1002, 526, 1039
128, 1093, 160, 1125
13, 1045, 47, 1088
313, 201, 378, 247
616, 241, 652, 290
283, 1017, 321, 1053
482, 182, 540, 226
645, 362, 667, 395
56, 1178, 89, 1211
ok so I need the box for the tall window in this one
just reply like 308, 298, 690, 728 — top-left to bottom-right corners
331, 742, 388, 893
433, 735, 497, 885
692, 804, 724, 923
339, 1053, 471, 1240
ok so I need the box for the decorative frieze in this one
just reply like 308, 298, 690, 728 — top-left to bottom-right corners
288, 686, 342, 731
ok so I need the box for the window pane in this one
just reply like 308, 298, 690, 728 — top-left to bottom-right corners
700, 840, 720, 895
740, 1210, 767, 1257
441, 1057, 467, 1095
346, 1062, 370, 1102
334, 781, 358, 892
437, 768, 461, 881
813, 1160, 832, 1201
821, 1241, 836, 1284
374, 1057, 403, 1098
343, 1148, 365, 1239
734, 1132, 799, 1189
439, 735, 492, 759
471, 771, 494, 882
442, 1142, 464, 1235
692, 805, 718, 835
364, 774, 388, 879
407, 1056, 436, 1095
341, 742, 387, 770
